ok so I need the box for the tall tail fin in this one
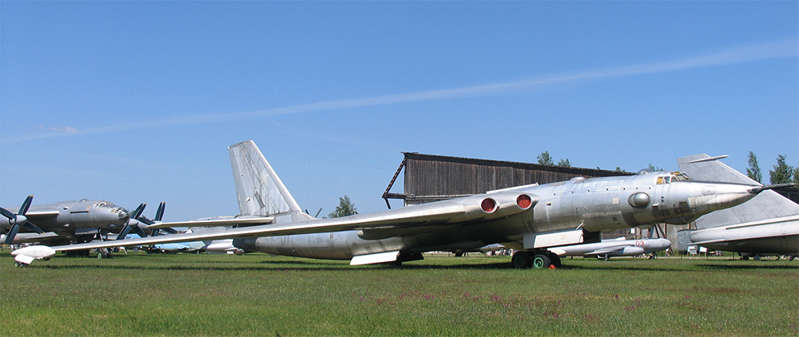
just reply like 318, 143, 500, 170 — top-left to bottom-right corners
228, 140, 303, 216
678, 154, 799, 229
677, 154, 759, 185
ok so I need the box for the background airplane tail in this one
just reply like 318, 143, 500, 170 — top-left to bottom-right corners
228, 140, 304, 217
678, 154, 799, 229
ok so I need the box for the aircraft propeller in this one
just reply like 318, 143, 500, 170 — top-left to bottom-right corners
115, 203, 147, 240
1, 195, 45, 245
135, 202, 177, 235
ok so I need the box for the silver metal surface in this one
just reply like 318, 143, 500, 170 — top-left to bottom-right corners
548, 238, 671, 257
679, 154, 799, 256
34, 142, 763, 267
0, 199, 130, 243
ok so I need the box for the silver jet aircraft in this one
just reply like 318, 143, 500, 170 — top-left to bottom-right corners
548, 237, 671, 260
677, 154, 799, 259
0, 197, 146, 245
11, 141, 776, 268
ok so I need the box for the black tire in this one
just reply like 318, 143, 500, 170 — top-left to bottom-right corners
511, 252, 532, 269
532, 254, 551, 269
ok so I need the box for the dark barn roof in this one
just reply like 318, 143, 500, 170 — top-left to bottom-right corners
382, 152, 633, 206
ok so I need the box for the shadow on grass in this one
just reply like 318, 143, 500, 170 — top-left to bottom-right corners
28, 260, 519, 271
548, 264, 685, 272
696, 264, 799, 270
258, 260, 342, 265
32, 264, 364, 272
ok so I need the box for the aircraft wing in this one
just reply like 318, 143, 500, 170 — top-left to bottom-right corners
2, 232, 62, 244
49, 193, 536, 252
146, 217, 275, 229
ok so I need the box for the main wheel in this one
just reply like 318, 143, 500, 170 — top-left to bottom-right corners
511, 252, 532, 269
532, 254, 551, 269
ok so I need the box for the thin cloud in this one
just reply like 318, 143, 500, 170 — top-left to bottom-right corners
2, 38, 796, 144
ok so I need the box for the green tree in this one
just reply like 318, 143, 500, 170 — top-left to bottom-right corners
614, 167, 624, 173
537, 151, 553, 166
641, 164, 663, 172
746, 151, 762, 183
769, 154, 794, 184
557, 158, 572, 167
328, 195, 358, 218
794, 167, 799, 185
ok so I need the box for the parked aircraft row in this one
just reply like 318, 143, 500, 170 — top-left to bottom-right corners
0, 197, 142, 245
10, 140, 793, 268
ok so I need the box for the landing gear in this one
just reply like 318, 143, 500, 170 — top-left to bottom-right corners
96, 248, 112, 259
511, 251, 561, 269
512, 252, 532, 269
531, 254, 551, 269
550, 253, 562, 268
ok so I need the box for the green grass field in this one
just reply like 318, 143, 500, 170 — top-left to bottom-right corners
0, 251, 797, 336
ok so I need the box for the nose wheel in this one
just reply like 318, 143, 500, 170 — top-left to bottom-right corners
512, 251, 561, 269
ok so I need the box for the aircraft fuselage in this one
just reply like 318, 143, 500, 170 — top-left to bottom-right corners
236, 172, 757, 261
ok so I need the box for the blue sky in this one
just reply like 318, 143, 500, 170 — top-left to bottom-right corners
1, 1, 797, 220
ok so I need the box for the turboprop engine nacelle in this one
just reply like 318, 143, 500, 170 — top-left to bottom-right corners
11, 245, 56, 266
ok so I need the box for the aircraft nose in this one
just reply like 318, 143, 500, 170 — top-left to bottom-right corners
103, 208, 129, 225
690, 182, 758, 213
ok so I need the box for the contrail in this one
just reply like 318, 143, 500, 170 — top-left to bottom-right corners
3, 38, 796, 144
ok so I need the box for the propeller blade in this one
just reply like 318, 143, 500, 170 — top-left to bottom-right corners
0, 207, 15, 220
160, 227, 178, 234
154, 202, 165, 222
129, 203, 147, 219
21, 221, 44, 234
4, 224, 20, 244
117, 225, 133, 240
136, 216, 154, 226
314, 208, 323, 218
132, 225, 147, 238
18, 195, 33, 215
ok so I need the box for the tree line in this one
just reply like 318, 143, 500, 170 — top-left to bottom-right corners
746, 152, 799, 185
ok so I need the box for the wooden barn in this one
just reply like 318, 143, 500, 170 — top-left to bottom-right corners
382, 152, 632, 206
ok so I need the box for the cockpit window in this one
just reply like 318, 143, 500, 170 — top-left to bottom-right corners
658, 172, 689, 184
671, 172, 689, 182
